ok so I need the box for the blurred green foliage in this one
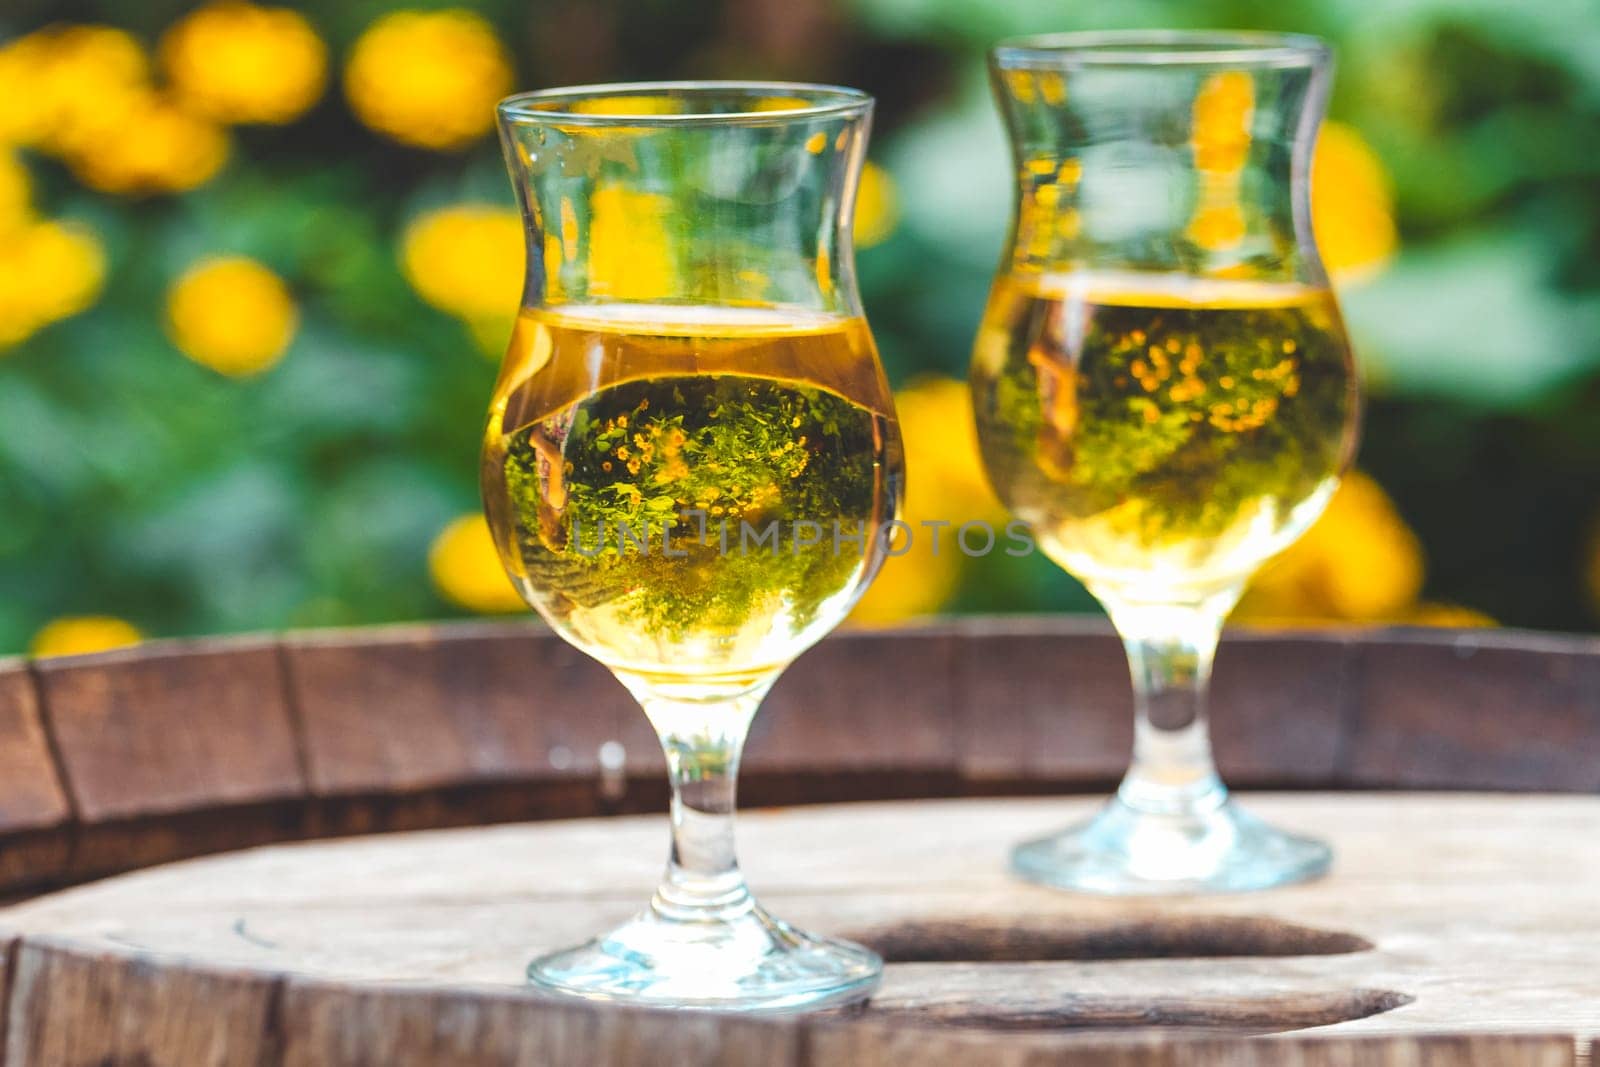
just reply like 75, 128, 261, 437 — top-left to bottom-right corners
2, 0, 1600, 652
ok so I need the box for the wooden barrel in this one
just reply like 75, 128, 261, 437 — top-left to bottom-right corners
0, 618, 1596, 1065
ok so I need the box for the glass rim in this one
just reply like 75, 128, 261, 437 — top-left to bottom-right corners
497, 80, 873, 126
991, 30, 1332, 70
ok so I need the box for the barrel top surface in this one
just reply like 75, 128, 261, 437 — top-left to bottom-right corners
3, 793, 1597, 1045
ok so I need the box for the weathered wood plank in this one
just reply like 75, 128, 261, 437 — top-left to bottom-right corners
1344, 629, 1600, 790
2, 939, 279, 1066
1210, 631, 1351, 787
31, 639, 306, 821
752, 628, 961, 776
0, 622, 1597, 1066
803, 1028, 1576, 1066
950, 617, 1131, 787
31, 637, 308, 879
612, 626, 965, 792
949, 620, 1352, 790
3, 795, 1596, 1061
285, 622, 629, 797
0, 621, 1591, 895
0, 664, 72, 889
278, 979, 801, 1067
0, 665, 71, 832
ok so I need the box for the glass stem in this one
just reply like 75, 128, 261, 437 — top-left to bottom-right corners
635, 681, 770, 924
1101, 590, 1238, 818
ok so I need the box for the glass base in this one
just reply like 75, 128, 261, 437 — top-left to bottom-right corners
526, 904, 882, 1013
1012, 796, 1331, 894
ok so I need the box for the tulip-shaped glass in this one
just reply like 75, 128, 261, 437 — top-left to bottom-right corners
486, 83, 901, 1007
971, 34, 1360, 893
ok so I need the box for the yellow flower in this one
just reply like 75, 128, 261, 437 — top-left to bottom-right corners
0, 150, 31, 232
569, 95, 681, 116
587, 185, 675, 301
1238, 471, 1425, 623
429, 513, 526, 614
1403, 602, 1496, 628
1187, 201, 1247, 252
1190, 71, 1254, 173
851, 377, 1003, 626
166, 256, 297, 376
895, 376, 1004, 524
1185, 73, 1255, 251
344, 10, 512, 150
1312, 121, 1397, 282
0, 26, 228, 194
853, 162, 897, 249
161, 2, 327, 124
0, 219, 106, 347
849, 526, 963, 628
63, 90, 230, 195
401, 205, 523, 322
30, 615, 142, 658
0, 25, 148, 151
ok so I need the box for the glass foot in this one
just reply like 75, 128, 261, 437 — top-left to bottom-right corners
1012, 796, 1330, 894
527, 904, 881, 1012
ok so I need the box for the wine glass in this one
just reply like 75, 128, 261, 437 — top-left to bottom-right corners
484, 83, 901, 1009
970, 33, 1360, 893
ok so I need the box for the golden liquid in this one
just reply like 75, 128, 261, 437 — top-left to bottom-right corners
971, 272, 1358, 601
483, 304, 902, 688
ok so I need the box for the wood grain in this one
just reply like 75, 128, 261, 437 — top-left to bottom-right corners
31, 638, 305, 821
0, 623, 1595, 1062
30, 637, 307, 880
850, 914, 1371, 962
2, 938, 280, 1066
1344, 629, 1600, 791
1209, 631, 1352, 787
0, 621, 1593, 897
951, 617, 1132, 787
0, 665, 70, 889
278, 980, 803, 1067
286, 622, 629, 795
751, 627, 962, 782
0, 795, 1594, 1064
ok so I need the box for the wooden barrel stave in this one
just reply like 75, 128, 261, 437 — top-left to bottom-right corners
0, 621, 1598, 895
0, 621, 1596, 1063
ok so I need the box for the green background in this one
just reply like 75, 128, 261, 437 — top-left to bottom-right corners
2, 0, 1599, 650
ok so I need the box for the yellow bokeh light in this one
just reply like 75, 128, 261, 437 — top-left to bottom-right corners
0, 151, 31, 231
1238, 471, 1425, 624
161, 2, 328, 125
1186, 72, 1254, 252
1190, 70, 1255, 173
588, 185, 675, 301
1312, 120, 1398, 282
429, 513, 526, 614
0, 25, 229, 195
568, 95, 682, 116
1187, 202, 1247, 252
64, 90, 230, 195
30, 615, 142, 658
849, 526, 964, 628
853, 162, 898, 249
0, 219, 107, 347
344, 9, 512, 150
166, 255, 298, 376
1404, 602, 1496, 628
401, 204, 524, 322
851, 377, 1003, 626
0, 25, 148, 150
